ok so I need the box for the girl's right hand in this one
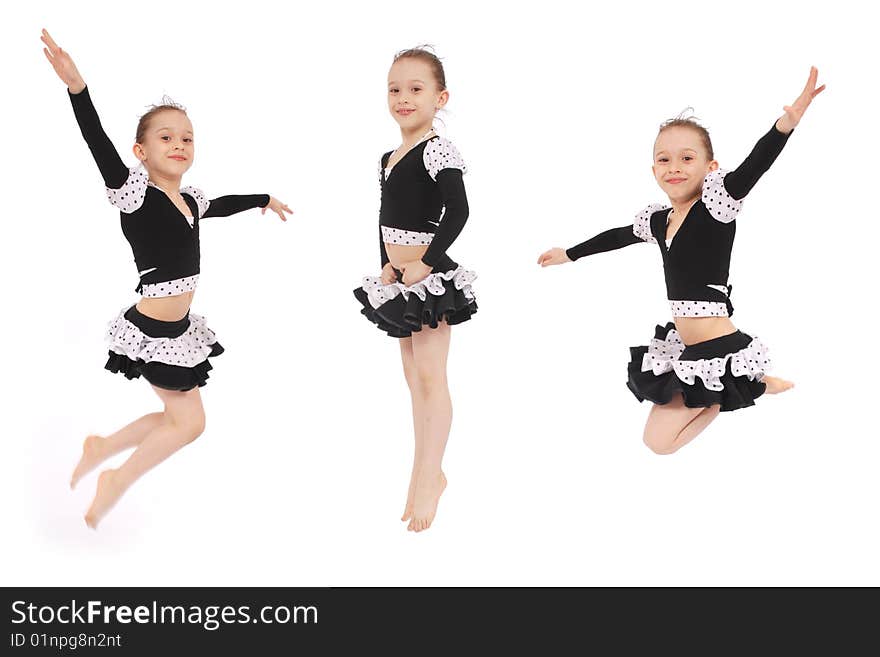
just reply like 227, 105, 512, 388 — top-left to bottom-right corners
537, 247, 572, 267
380, 262, 398, 285
41, 29, 86, 93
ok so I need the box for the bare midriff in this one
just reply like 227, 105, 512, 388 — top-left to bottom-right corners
673, 315, 738, 346
136, 291, 195, 322
385, 243, 429, 271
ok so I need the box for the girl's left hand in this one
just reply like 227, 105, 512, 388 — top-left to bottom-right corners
777, 66, 825, 134
261, 196, 293, 222
401, 260, 432, 286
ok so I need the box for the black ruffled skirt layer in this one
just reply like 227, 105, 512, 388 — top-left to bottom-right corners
104, 305, 224, 391
353, 267, 478, 338
626, 322, 770, 412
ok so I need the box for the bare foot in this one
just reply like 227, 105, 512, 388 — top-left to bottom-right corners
763, 375, 795, 395
407, 471, 447, 533
84, 469, 126, 529
401, 469, 419, 522
71, 435, 108, 490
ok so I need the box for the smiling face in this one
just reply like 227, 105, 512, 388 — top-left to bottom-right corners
387, 57, 448, 136
652, 125, 718, 203
133, 109, 194, 179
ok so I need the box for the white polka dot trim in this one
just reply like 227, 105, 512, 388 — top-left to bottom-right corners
381, 226, 434, 246
181, 186, 210, 219
141, 275, 199, 298
668, 300, 729, 317
106, 309, 219, 368
634, 204, 667, 244
640, 327, 770, 391
106, 166, 149, 213
360, 266, 477, 309
702, 170, 743, 223
423, 137, 467, 181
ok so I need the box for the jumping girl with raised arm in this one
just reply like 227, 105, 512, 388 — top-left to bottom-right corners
538, 68, 824, 455
42, 29, 293, 527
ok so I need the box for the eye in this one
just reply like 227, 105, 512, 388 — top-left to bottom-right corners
657, 157, 668, 163
411, 87, 422, 93
183, 138, 193, 143
389, 88, 399, 94
161, 135, 171, 141
683, 155, 693, 161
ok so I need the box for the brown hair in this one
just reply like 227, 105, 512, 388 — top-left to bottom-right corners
135, 96, 187, 143
657, 109, 714, 160
393, 45, 446, 90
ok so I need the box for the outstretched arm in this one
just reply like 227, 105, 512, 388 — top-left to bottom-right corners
539, 226, 643, 267
202, 195, 291, 221
724, 67, 825, 200
43, 29, 129, 189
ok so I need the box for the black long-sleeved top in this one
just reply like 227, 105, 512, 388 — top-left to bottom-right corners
69, 86, 269, 293
378, 136, 469, 272
565, 123, 791, 317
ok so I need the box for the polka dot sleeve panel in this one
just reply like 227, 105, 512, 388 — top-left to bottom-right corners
180, 186, 210, 219
106, 166, 149, 213
701, 170, 743, 224
634, 204, 667, 243
423, 137, 467, 181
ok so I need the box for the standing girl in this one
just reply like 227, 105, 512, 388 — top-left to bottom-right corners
353, 47, 477, 532
42, 29, 293, 527
538, 68, 824, 455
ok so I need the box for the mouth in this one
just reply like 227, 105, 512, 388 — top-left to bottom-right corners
168, 155, 187, 161
396, 108, 415, 116
665, 178, 687, 184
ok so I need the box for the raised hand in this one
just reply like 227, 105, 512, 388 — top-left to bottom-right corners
41, 29, 86, 93
260, 196, 293, 222
777, 66, 825, 134
537, 247, 571, 267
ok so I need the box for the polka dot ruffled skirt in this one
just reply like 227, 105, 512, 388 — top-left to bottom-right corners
104, 305, 224, 391
626, 323, 769, 412
353, 266, 478, 338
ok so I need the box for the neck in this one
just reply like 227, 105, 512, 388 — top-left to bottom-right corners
399, 122, 434, 149
145, 168, 183, 194
670, 194, 699, 218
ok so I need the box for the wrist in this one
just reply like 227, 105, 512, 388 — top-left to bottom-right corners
68, 80, 86, 95
775, 117, 794, 135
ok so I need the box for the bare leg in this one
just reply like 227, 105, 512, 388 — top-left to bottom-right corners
762, 375, 794, 394
643, 395, 721, 455
407, 321, 452, 532
71, 413, 164, 489
399, 337, 426, 522
85, 385, 206, 529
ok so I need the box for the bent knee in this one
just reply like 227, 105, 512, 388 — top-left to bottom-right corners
167, 412, 206, 443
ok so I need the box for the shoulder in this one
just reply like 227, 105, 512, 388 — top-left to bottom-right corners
701, 169, 743, 223
181, 185, 210, 218
423, 136, 467, 181
633, 203, 668, 243
106, 166, 149, 214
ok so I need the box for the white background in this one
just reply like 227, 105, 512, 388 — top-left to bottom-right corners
2, 0, 877, 586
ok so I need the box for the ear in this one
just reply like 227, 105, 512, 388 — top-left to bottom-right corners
436, 89, 450, 111
132, 143, 146, 162
707, 159, 719, 172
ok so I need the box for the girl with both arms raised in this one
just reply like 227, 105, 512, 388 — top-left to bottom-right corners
354, 48, 477, 532
539, 68, 824, 455
42, 30, 293, 527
